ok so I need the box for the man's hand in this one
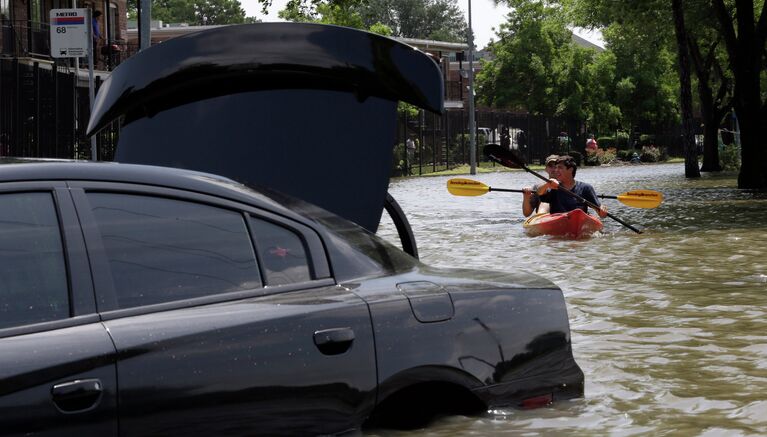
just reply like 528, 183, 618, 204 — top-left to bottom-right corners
597, 205, 608, 218
541, 178, 559, 193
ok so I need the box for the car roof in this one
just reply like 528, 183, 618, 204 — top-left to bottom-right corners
0, 159, 296, 215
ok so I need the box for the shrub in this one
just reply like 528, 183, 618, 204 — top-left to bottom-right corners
639, 134, 656, 147
597, 136, 615, 149
616, 131, 630, 149
566, 151, 583, 166
720, 143, 741, 170
601, 147, 617, 164
640, 145, 662, 162
584, 147, 601, 166
585, 147, 618, 165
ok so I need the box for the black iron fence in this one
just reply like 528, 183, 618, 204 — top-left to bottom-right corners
393, 109, 693, 177
0, 58, 119, 160
1, 55, 691, 172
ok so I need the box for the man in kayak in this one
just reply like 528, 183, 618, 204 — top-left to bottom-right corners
522, 154, 559, 216
535, 155, 608, 218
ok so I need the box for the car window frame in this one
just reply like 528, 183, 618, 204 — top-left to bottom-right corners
0, 182, 99, 339
67, 181, 334, 320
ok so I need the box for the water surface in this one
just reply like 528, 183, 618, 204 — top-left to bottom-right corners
374, 163, 767, 436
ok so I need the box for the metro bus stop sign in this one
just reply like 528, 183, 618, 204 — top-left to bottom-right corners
50, 9, 89, 58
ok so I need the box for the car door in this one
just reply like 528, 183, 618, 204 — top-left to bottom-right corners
0, 184, 118, 436
69, 183, 377, 436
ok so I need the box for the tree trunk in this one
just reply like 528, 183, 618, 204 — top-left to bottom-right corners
671, 0, 700, 178
700, 119, 721, 172
712, 0, 767, 188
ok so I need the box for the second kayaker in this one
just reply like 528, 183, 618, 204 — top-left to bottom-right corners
535, 155, 608, 218
522, 154, 559, 217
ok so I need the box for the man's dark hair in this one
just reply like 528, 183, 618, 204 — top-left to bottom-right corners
557, 155, 577, 177
93, 10, 102, 17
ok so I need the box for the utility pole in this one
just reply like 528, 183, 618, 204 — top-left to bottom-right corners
467, 0, 476, 175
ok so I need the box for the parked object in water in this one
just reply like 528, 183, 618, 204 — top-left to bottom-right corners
63, 23, 586, 434
0, 159, 584, 435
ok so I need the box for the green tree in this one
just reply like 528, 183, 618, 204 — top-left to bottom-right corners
356, 0, 467, 42
128, 0, 248, 25
476, 1, 570, 115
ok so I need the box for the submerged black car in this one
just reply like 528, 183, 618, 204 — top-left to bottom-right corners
0, 160, 582, 435
0, 23, 583, 435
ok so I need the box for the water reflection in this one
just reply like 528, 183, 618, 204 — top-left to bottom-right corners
374, 163, 767, 435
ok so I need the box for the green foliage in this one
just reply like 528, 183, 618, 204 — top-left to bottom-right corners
128, 0, 247, 25
397, 102, 420, 118
356, 0, 467, 42
616, 149, 640, 161
719, 143, 741, 171
477, 1, 572, 115
584, 146, 617, 165
597, 136, 615, 149
639, 145, 662, 162
639, 134, 656, 147
276, 0, 466, 41
615, 131, 629, 149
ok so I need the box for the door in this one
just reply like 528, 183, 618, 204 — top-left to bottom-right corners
0, 186, 117, 436
73, 186, 377, 435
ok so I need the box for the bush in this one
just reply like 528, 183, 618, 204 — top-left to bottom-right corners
584, 147, 601, 166
640, 145, 662, 162
639, 134, 656, 147
601, 147, 617, 163
720, 143, 741, 170
597, 136, 615, 149
566, 151, 583, 166
616, 131, 630, 149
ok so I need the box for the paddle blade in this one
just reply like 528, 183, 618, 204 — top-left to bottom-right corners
447, 178, 490, 196
483, 144, 525, 168
616, 190, 663, 208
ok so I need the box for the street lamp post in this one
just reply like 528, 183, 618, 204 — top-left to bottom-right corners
467, 0, 476, 175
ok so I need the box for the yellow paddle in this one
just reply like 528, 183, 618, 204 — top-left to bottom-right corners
447, 178, 663, 209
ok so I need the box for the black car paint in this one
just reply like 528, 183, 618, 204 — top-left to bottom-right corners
0, 161, 583, 435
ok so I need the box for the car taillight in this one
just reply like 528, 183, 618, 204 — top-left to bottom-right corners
521, 393, 553, 409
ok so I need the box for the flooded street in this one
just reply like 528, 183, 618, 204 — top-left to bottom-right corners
374, 163, 767, 436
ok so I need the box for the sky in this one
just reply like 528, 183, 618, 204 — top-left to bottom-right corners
239, 0, 603, 50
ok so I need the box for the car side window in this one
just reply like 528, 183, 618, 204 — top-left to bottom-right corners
0, 192, 69, 329
249, 217, 312, 286
88, 193, 262, 309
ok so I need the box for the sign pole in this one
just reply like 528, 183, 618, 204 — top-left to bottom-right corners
49, 8, 95, 160
87, 8, 97, 160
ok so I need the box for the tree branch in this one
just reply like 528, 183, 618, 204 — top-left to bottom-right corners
712, 0, 738, 62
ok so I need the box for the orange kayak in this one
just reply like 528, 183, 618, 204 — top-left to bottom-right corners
523, 209, 603, 238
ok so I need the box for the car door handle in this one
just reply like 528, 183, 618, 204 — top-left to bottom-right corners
51, 378, 103, 413
313, 327, 355, 355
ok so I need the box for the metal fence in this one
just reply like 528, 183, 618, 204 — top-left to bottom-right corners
1, 55, 692, 171
393, 109, 694, 177
0, 58, 119, 160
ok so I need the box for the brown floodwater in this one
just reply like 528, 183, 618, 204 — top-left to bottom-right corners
373, 162, 767, 436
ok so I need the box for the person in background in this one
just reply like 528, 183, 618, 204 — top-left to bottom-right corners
586, 134, 598, 151
92, 10, 104, 67
522, 154, 559, 217
536, 155, 608, 218
405, 136, 415, 175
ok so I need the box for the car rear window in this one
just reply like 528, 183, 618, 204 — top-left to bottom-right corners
0, 192, 69, 329
88, 193, 262, 309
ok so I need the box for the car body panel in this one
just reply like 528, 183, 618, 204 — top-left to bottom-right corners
103, 285, 376, 436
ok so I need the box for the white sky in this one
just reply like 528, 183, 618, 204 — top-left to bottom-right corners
239, 0, 603, 50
